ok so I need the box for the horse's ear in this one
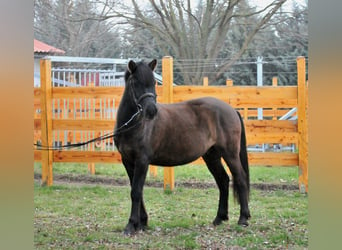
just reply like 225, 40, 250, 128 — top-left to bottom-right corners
127, 60, 137, 74
148, 59, 157, 71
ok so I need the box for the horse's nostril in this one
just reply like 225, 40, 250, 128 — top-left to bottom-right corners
144, 103, 157, 119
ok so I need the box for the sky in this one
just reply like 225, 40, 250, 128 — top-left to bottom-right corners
120, 0, 308, 11
252, 0, 307, 11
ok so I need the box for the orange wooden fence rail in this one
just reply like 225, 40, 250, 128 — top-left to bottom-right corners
34, 56, 308, 192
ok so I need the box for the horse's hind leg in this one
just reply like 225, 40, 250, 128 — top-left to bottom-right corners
203, 148, 230, 226
222, 154, 251, 226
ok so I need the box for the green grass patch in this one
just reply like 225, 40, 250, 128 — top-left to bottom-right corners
34, 161, 304, 248
34, 181, 307, 249
34, 162, 299, 185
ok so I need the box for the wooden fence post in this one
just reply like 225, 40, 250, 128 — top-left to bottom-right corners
88, 81, 96, 175
297, 57, 308, 193
203, 76, 209, 86
149, 165, 158, 177
226, 79, 233, 87
162, 56, 175, 191
225, 79, 233, 177
40, 59, 53, 186
272, 77, 278, 120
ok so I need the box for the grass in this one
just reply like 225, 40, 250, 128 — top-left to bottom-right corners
34, 162, 307, 249
34, 182, 308, 249
34, 162, 299, 185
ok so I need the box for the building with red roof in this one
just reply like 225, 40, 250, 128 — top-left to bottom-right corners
34, 39, 65, 86
34, 39, 65, 55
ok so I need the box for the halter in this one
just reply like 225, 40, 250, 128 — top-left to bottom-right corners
114, 78, 157, 136
128, 78, 157, 109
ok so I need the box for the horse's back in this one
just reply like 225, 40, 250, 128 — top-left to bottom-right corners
185, 97, 241, 137
149, 97, 240, 165
162, 97, 239, 124
156, 97, 239, 130
187, 97, 236, 113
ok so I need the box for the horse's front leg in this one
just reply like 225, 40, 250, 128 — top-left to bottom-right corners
124, 158, 149, 235
122, 158, 148, 231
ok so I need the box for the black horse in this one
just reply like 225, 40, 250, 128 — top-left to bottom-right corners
114, 59, 250, 235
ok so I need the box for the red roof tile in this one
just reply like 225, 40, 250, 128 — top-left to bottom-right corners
34, 39, 65, 54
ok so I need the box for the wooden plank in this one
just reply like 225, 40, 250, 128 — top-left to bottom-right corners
34, 96, 41, 104
226, 86, 297, 99
230, 98, 297, 108
297, 57, 308, 193
156, 87, 163, 102
149, 165, 158, 177
246, 132, 298, 144
203, 76, 208, 86
36, 86, 298, 109
240, 108, 296, 118
40, 59, 53, 186
53, 151, 122, 163
36, 85, 161, 105
34, 119, 41, 130
248, 152, 298, 166
245, 120, 297, 133
88, 163, 96, 174
162, 56, 173, 104
226, 79, 233, 86
34, 150, 42, 161
36, 119, 116, 130
34, 150, 298, 167
173, 86, 231, 102
34, 130, 41, 142
34, 87, 40, 97
173, 86, 298, 103
162, 56, 175, 191
180, 152, 298, 166
53, 98, 119, 110
53, 119, 115, 131
34, 109, 296, 132
36, 131, 115, 145
164, 167, 175, 190
37, 85, 298, 104
85, 86, 96, 151
52, 86, 124, 98
272, 77, 278, 120
35, 101, 296, 119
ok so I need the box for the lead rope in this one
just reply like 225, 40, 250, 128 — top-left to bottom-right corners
34, 106, 143, 151
113, 105, 142, 135
35, 83, 156, 151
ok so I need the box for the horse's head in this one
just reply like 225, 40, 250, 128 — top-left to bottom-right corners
125, 59, 158, 119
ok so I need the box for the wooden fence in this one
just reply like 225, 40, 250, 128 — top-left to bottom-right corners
34, 56, 308, 192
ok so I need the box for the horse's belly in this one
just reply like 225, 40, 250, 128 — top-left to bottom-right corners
150, 139, 211, 166
150, 154, 201, 166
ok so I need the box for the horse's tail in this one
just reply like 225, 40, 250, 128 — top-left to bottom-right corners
236, 111, 250, 200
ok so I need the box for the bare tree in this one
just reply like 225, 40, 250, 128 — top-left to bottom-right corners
34, 0, 122, 58
99, 0, 287, 84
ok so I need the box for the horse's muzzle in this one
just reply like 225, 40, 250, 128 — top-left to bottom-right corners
144, 102, 158, 119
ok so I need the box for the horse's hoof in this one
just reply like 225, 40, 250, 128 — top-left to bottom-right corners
213, 215, 228, 226
123, 224, 136, 236
137, 223, 147, 232
238, 218, 249, 227
213, 218, 222, 226
140, 218, 148, 229
124, 222, 147, 235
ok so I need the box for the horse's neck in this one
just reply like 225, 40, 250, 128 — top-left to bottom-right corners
116, 91, 137, 127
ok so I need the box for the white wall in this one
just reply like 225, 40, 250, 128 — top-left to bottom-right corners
34, 58, 41, 87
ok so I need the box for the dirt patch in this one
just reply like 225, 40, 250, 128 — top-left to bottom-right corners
34, 173, 298, 191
